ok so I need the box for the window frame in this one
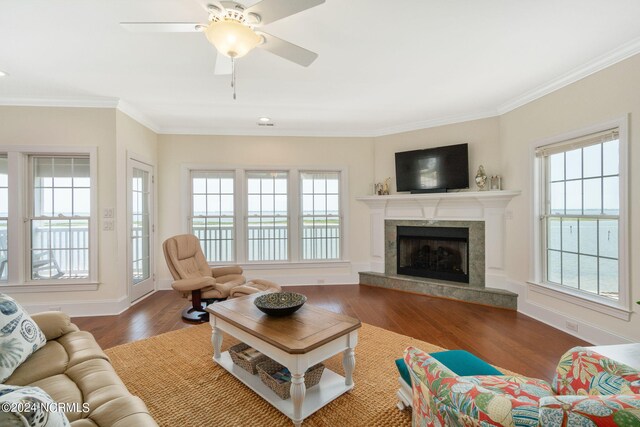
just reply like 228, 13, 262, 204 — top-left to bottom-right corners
299, 170, 343, 261
0, 154, 8, 282
189, 170, 237, 263
529, 117, 630, 319
245, 170, 290, 262
0, 146, 98, 291
182, 164, 348, 267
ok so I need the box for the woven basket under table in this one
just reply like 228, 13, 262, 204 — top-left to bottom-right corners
228, 342, 269, 374
256, 359, 325, 400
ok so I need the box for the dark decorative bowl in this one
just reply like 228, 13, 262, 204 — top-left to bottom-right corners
254, 292, 307, 317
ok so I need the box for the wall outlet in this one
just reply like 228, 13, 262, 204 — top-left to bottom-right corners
49, 306, 62, 312
505, 210, 513, 220
103, 208, 114, 218
317, 279, 325, 284
566, 320, 579, 332
103, 220, 114, 231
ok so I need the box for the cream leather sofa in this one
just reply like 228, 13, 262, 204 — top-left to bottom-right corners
4, 311, 157, 427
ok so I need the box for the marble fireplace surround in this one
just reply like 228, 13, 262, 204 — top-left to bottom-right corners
356, 191, 521, 309
386, 220, 485, 287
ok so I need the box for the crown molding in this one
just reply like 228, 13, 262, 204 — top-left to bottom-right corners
156, 125, 382, 138
0, 97, 119, 108
497, 35, 640, 115
116, 100, 160, 133
368, 109, 499, 137
157, 109, 501, 138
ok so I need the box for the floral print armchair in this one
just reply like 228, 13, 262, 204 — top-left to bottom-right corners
404, 346, 640, 427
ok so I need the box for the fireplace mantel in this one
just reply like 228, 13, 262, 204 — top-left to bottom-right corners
356, 190, 520, 216
356, 190, 520, 286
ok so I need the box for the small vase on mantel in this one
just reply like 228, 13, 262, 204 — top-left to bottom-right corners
475, 165, 487, 191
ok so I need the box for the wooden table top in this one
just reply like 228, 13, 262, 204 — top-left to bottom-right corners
207, 293, 361, 354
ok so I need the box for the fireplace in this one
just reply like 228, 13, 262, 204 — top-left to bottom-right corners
397, 226, 469, 284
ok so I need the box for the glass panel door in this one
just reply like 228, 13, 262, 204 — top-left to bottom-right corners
129, 159, 154, 301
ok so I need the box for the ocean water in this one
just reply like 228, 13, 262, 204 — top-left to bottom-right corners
547, 218, 619, 297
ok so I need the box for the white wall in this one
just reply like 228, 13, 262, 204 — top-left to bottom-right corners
156, 134, 374, 287
115, 110, 158, 303
0, 106, 124, 313
499, 54, 640, 343
373, 117, 501, 194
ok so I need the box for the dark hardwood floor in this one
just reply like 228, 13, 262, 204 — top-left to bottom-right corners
72, 285, 589, 380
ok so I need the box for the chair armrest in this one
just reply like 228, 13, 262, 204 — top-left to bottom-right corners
554, 346, 640, 395
248, 279, 282, 291
171, 276, 216, 292
539, 395, 640, 425
31, 311, 79, 341
211, 265, 243, 278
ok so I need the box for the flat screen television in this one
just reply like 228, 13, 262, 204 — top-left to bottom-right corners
395, 143, 469, 193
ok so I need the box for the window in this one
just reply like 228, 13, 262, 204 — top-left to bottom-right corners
536, 127, 624, 303
301, 171, 341, 260
191, 171, 235, 262
186, 167, 346, 265
247, 171, 288, 261
0, 148, 97, 289
30, 156, 91, 280
0, 155, 7, 281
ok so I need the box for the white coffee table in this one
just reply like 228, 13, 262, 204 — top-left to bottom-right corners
207, 293, 361, 426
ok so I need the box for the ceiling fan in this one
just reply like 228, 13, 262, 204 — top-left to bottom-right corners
121, 0, 325, 98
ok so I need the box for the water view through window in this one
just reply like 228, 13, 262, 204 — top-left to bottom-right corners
545, 136, 619, 299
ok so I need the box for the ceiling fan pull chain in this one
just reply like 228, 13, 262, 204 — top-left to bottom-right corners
231, 57, 236, 100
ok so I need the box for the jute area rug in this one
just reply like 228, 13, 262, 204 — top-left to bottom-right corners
105, 323, 442, 427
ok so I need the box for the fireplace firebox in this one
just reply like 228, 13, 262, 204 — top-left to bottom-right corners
397, 226, 469, 283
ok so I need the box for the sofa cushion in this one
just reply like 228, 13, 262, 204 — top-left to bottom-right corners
30, 374, 84, 422
0, 294, 47, 382
83, 396, 158, 427
5, 331, 108, 386
57, 331, 109, 369
6, 341, 70, 386
31, 312, 79, 341
0, 384, 70, 427
65, 358, 132, 413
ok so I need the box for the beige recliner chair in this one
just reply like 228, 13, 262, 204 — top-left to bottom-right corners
163, 234, 246, 322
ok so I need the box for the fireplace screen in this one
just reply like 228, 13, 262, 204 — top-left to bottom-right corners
397, 226, 469, 283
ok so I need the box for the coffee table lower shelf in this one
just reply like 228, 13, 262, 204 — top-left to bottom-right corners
216, 351, 353, 420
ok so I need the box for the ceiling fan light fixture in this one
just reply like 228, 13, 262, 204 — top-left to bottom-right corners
205, 19, 261, 58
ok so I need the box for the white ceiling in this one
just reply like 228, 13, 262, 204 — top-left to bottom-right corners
1, 0, 640, 136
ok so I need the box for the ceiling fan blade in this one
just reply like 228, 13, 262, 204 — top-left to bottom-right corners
257, 32, 318, 67
214, 53, 232, 75
245, 0, 325, 26
120, 22, 201, 33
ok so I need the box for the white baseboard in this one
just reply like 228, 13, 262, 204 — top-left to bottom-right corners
23, 295, 130, 317
504, 279, 633, 345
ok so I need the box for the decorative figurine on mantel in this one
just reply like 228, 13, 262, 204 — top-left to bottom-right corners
475, 165, 487, 190
375, 177, 391, 195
